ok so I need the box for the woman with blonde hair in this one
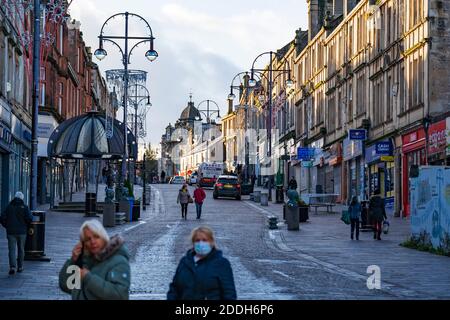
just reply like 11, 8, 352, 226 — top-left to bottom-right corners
59, 219, 130, 299
167, 226, 237, 300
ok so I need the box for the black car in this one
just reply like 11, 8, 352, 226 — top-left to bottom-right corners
213, 175, 241, 200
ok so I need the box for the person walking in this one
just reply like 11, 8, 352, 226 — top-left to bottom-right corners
369, 189, 387, 240
160, 170, 166, 184
167, 226, 236, 300
193, 184, 206, 219
0, 192, 33, 275
59, 220, 130, 300
177, 184, 191, 220
348, 196, 361, 240
288, 176, 298, 190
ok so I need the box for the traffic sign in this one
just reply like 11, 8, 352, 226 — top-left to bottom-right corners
301, 160, 313, 168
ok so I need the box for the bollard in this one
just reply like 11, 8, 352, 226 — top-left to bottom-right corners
260, 193, 269, 206
249, 193, 255, 201
25, 211, 51, 261
267, 216, 278, 229
254, 191, 261, 203
103, 203, 115, 227
85, 192, 98, 217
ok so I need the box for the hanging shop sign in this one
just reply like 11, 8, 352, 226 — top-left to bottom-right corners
297, 147, 315, 161
349, 129, 367, 140
343, 138, 363, 161
428, 119, 446, 156
366, 140, 393, 163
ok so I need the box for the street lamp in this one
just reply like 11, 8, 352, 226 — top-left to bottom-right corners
197, 100, 221, 124
249, 51, 293, 201
95, 12, 158, 199
126, 83, 151, 184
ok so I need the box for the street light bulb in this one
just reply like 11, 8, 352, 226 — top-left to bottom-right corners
145, 49, 158, 61
228, 93, 236, 100
285, 78, 294, 88
94, 48, 107, 60
248, 78, 257, 87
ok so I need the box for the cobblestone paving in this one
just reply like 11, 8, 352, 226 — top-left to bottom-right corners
1, 184, 450, 300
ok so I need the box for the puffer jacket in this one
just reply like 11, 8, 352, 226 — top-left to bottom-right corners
177, 190, 191, 204
167, 248, 237, 300
59, 235, 130, 300
0, 198, 33, 235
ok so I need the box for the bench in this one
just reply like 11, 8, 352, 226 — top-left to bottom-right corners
301, 194, 339, 214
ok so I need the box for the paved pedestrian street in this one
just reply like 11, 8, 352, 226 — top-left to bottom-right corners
1, 184, 450, 300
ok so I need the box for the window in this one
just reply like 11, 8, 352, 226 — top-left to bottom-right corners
373, 78, 384, 126
387, 75, 392, 121
58, 83, 63, 114
337, 90, 342, 129
39, 66, 46, 106
349, 25, 353, 58
327, 95, 336, 132
386, 7, 392, 46
356, 72, 365, 115
399, 65, 405, 113
59, 24, 64, 54
348, 82, 353, 122
77, 47, 81, 73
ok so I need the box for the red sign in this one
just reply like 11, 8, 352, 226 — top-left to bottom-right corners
428, 120, 446, 155
402, 128, 426, 153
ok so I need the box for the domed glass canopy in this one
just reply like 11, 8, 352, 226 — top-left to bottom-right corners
47, 110, 137, 160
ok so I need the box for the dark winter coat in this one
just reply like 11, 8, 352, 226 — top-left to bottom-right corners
0, 198, 33, 235
59, 235, 131, 300
167, 248, 237, 300
369, 195, 387, 222
288, 179, 298, 190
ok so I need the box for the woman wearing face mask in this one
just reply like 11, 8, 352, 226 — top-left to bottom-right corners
59, 220, 131, 300
167, 226, 237, 300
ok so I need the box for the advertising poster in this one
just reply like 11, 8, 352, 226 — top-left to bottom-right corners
410, 167, 450, 248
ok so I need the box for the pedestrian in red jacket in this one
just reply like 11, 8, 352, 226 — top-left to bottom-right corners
193, 184, 206, 219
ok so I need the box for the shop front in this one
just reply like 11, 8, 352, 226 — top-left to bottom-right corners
327, 142, 343, 202
0, 121, 13, 211
343, 137, 364, 203
365, 140, 395, 216
401, 119, 447, 216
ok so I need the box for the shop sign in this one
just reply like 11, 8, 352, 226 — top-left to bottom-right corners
349, 129, 367, 140
366, 140, 392, 163
447, 117, 450, 156
343, 138, 363, 161
428, 119, 446, 155
301, 160, 313, 168
0, 122, 12, 145
375, 141, 393, 155
381, 156, 394, 162
297, 147, 315, 161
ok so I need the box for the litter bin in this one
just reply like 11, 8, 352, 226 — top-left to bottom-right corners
260, 193, 269, 206
85, 192, 97, 217
25, 211, 50, 261
132, 201, 140, 221
275, 185, 284, 203
299, 206, 309, 222
254, 191, 261, 203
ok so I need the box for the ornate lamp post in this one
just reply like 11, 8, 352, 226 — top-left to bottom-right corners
248, 51, 293, 201
94, 12, 157, 199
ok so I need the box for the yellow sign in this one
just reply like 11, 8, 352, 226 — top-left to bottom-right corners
381, 156, 394, 162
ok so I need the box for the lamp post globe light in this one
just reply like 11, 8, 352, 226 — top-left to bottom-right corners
249, 51, 293, 201
94, 12, 158, 199
197, 99, 221, 124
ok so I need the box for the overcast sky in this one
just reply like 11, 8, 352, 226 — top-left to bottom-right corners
69, 0, 308, 150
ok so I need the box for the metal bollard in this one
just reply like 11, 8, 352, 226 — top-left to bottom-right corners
267, 216, 278, 229
260, 193, 269, 206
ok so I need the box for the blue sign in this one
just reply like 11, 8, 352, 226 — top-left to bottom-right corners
297, 147, 315, 161
349, 129, 367, 140
365, 140, 393, 163
375, 141, 393, 155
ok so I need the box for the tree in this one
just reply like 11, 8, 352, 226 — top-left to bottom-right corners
141, 143, 158, 181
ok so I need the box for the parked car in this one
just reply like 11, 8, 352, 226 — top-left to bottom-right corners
171, 176, 186, 184
188, 173, 198, 186
213, 175, 241, 200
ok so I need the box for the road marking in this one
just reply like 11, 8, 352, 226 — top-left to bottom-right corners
124, 221, 147, 232
272, 270, 291, 279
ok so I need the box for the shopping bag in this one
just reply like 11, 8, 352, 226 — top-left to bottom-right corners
341, 210, 350, 225
383, 220, 390, 234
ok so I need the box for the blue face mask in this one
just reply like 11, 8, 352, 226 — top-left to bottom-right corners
194, 241, 212, 256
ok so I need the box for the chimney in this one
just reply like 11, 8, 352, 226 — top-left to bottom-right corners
307, 0, 327, 41
228, 98, 233, 115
